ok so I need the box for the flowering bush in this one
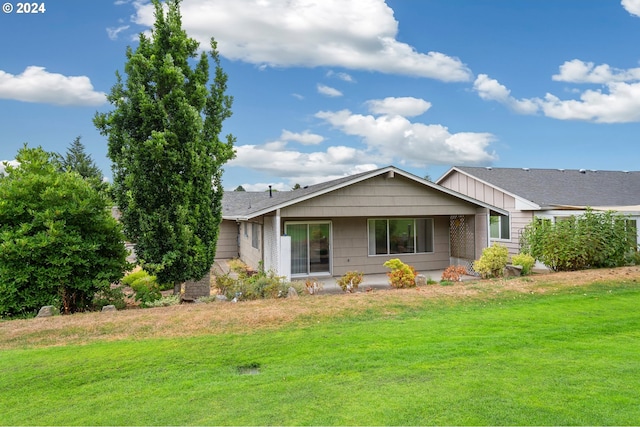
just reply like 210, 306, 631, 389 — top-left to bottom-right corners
383, 259, 417, 288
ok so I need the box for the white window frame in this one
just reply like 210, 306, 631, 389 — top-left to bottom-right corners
490, 213, 511, 241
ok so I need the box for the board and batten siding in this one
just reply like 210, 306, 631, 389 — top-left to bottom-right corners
440, 171, 533, 255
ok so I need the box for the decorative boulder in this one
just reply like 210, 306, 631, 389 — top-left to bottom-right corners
287, 286, 299, 298
36, 306, 59, 318
415, 274, 427, 286
101, 305, 117, 312
504, 265, 523, 278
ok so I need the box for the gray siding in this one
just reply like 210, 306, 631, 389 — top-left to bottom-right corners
238, 220, 262, 270
441, 171, 534, 256
281, 174, 480, 217
215, 220, 239, 259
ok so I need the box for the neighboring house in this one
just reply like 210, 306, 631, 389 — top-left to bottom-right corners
437, 167, 640, 256
219, 166, 507, 280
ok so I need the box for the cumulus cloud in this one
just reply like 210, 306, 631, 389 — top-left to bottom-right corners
473, 74, 539, 114
622, 0, 640, 17
132, 0, 472, 82
280, 130, 324, 145
475, 72, 640, 123
540, 82, 640, 123
0, 66, 106, 106
552, 59, 640, 84
366, 96, 431, 117
317, 84, 343, 97
229, 143, 379, 186
315, 108, 497, 166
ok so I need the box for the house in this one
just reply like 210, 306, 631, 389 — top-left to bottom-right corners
436, 167, 640, 256
218, 166, 507, 280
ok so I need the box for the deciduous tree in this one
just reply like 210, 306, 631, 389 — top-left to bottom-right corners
94, 0, 235, 292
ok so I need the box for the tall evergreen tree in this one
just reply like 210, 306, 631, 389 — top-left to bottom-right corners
59, 136, 102, 180
94, 0, 235, 292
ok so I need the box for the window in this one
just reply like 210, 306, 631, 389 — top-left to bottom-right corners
490, 213, 510, 240
251, 223, 260, 249
368, 218, 434, 255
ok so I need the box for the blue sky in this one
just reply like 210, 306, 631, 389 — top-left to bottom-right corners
1, 0, 640, 190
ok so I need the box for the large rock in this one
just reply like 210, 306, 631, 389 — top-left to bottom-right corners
504, 265, 523, 278
36, 306, 59, 318
287, 286, 299, 298
415, 274, 427, 286
101, 305, 117, 312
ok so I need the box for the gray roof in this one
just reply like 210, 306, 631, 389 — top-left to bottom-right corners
222, 168, 381, 219
450, 167, 640, 208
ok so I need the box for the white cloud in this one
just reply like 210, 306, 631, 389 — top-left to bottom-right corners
366, 96, 431, 117
0, 66, 106, 106
228, 143, 379, 186
326, 70, 355, 83
315, 108, 497, 166
280, 130, 324, 145
107, 25, 130, 40
552, 59, 640, 84
473, 74, 539, 114
0, 160, 19, 176
540, 82, 640, 123
292, 93, 304, 100
622, 0, 640, 17
475, 72, 640, 123
317, 84, 343, 97
132, 0, 472, 82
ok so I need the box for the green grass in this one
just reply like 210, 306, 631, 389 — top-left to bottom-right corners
1, 282, 640, 425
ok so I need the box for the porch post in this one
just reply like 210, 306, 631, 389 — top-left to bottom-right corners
475, 207, 490, 260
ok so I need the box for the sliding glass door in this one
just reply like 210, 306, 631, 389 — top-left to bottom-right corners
285, 222, 331, 276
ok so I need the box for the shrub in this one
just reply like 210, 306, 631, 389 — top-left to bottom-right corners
521, 209, 637, 271
511, 253, 536, 275
145, 295, 180, 307
122, 269, 163, 307
441, 265, 468, 282
383, 259, 417, 288
473, 243, 509, 278
304, 278, 323, 295
214, 269, 288, 301
336, 271, 364, 293
92, 286, 127, 311
0, 146, 129, 318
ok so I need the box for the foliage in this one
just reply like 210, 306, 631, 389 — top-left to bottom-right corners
303, 278, 323, 295
511, 253, 536, 275
383, 258, 417, 288
441, 265, 468, 282
94, 0, 236, 291
145, 294, 180, 307
0, 145, 129, 317
439, 280, 454, 286
521, 209, 637, 271
58, 136, 108, 196
214, 269, 289, 301
233, 185, 246, 192
122, 269, 163, 307
92, 286, 127, 311
473, 243, 509, 278
336, 271, 364, 292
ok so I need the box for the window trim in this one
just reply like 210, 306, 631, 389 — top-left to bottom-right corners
367, 218, 434, 256
489, 213, 511, 241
